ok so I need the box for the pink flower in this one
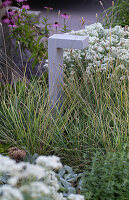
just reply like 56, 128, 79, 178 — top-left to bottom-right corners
8, 24, 17, 28
8, 20, 17, 28
21, 2, 30, 10
1, 0, 12, 7
61, 13, 69, 19
44, 6, 53, 10
52, 22, 60, 28
2, 15, 10, 24
16, 0, 27, 2
8, 9, 15, 16
13, 11, 21, 20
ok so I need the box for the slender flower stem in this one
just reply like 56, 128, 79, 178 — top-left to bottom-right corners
18, 41, 24, 69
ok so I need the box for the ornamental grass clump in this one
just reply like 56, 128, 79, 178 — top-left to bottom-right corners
0, 76, 74, 156
0, 154, 84, 200
99, 0, 129, 28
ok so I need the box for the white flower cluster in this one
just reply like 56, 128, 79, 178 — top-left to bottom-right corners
68, 194, 85, 200
0, 154, 84, 200
64, 23, 129, 75
36, 155, 63, 170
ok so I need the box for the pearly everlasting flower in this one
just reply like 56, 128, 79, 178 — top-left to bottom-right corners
8, 177, 19, 186
0, 154, 16, 172
49, 186, 66, 200
29, 182, 50, 196
0, 185, 23, 200
64, 23, 129, 76
68, 194, 85, 200
36, 155, 63, 170
20, 182, 50, 197
7, 162, 26, 175
6, 162, 46, 185
15, 163, 46, 179
45, 171, 60, 190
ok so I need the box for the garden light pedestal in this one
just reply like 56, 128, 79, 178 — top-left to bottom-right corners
48, 34, 89, 110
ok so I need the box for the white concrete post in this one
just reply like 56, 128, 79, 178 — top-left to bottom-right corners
48, 34, 89, 109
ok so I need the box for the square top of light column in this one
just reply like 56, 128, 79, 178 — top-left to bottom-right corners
49, 34, 89, 50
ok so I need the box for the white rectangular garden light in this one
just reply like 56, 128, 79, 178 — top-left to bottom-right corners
48, 34, 89, 109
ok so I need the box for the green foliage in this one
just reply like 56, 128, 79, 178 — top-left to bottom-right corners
57, 165, 79, 197
11, 9, 48, 69
0, 58, 128, 169
23, 150, 38, 164
0, 3, 128, 170
41, 14, 52, 38
0, 75, 73, 157
53, 57, 128, 168
0, 173, 9, 185
0, 143, 10, 155
81, 152, 129, 200
100, 0, 129, 27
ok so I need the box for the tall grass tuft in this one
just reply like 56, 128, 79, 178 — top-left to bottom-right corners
53, 56, 128, 168
0, 58, 128, 169
0, 74, 74, 156
99, 0, 129, 28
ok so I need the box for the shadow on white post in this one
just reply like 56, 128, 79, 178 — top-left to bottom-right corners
48, 34, 89, 110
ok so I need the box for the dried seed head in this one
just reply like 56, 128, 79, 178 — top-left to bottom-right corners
96, 13, 98, 19
58, 10, 60, 17
0, 73, 2, 79
80, 17, 85, 26
99, 1, 103, 7
8, 147, 26, 162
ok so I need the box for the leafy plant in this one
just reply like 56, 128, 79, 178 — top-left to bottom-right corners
81, 152, 129, 200
0, 0, 50, 70
57, 165, 80, 197
0, 144, 10, 155
10, 8, 48, 70
23, 150, 38, 164
41, 7, 53, 38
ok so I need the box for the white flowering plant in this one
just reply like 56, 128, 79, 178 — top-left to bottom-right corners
0, 154, 85, 200
64, 23, 129, 81
59, 23, 128, 159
